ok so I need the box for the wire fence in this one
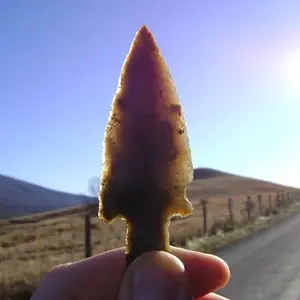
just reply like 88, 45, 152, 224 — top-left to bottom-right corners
82, 189, 300, 258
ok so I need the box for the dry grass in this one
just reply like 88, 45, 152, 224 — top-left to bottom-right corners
0, 175, 299, 299
186, 200, 300, 253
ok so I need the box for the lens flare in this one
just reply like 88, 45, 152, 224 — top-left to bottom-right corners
282, 50, 300, 97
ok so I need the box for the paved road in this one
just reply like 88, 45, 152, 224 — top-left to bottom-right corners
216, 211, 300, 300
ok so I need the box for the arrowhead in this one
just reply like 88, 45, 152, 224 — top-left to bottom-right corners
99, 25, 193, 222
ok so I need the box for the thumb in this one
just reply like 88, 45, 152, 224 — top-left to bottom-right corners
118, 251, 191, 300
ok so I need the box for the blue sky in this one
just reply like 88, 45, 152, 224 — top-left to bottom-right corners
1, 0, 299, 195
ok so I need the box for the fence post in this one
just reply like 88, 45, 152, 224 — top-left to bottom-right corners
268, 194, 272, 209
201, 199, 208, 235
84, 211, 92, 258
228, 198, 233, 223
257, 194, 262, 215
287, 191, 290, 204
246, 196, 252, 221
276, 192, 280, 208
282, 189, 285, 200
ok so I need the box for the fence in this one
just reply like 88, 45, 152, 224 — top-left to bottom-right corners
82, 189, 300, 258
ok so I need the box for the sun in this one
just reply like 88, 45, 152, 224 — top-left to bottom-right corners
282, 50, 300, 97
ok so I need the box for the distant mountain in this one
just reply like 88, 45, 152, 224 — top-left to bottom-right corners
0, 174, 94, 219
1, 168, 298, 219
188, 168, 298, 199
193, 167, 230, 180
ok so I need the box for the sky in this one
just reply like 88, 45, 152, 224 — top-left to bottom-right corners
0, 0, 300, 195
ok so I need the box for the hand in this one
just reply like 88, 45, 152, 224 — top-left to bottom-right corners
30, 246, 230, 300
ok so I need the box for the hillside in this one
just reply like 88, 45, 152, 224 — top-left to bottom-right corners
0, 174, 94, 219
193, 167, 230, 180
0, 167, 298, 221
188, 168, 295, 198
0, 168, 298, 220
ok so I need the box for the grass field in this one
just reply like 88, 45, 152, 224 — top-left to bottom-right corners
0, 173, 299, 299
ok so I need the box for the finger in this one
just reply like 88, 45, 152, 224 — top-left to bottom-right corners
118, 251, 191, 300
196, 292, 230, 300
180, 248, 229, 296
46, 247, 230, 299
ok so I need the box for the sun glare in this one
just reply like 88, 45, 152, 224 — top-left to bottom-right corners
282, 50, 300, 97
